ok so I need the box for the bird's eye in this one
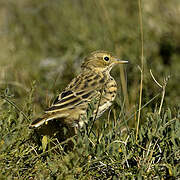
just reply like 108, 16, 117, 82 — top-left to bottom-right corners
104, 56, 109, 61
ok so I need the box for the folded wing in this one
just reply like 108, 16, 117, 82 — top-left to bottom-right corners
30, 70, 105, 128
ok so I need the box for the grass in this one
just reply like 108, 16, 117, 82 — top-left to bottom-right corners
136, 0, 144, 142
0, 0, 180, 179
0, 91, 179, 179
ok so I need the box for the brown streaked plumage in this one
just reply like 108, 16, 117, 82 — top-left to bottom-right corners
30, 51, 128, 134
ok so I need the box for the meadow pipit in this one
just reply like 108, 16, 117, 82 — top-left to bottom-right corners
30, 51, 128, 135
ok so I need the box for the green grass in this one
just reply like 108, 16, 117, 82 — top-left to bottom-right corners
0, 0, 180, 179
0, 91, 179, 179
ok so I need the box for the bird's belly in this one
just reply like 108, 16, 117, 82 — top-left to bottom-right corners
96, 101, 112, 118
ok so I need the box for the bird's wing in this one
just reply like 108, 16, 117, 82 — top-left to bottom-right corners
45, 70, 105, 113
30, 70, 106, 129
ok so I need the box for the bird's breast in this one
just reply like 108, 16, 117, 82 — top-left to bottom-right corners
103, 76, 117, 101
96, 76, 117, 118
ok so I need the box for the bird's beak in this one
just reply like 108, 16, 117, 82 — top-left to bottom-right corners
114, 58, 128, 64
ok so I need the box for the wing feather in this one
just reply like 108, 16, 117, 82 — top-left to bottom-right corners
45, 70, 105, 113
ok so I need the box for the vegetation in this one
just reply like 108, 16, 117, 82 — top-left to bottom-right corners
0, 0, 179, 179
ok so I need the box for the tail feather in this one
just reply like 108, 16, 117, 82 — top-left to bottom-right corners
29, 112, 69, 129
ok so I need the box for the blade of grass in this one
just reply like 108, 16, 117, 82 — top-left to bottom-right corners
136, 0, 144, 141
0, 95, 29, 122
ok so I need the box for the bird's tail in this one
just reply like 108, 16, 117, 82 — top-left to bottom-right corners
29, 112, 69, 129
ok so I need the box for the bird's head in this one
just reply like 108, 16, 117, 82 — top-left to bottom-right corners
81, 51, 128, 72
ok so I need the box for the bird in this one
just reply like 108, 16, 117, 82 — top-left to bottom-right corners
30, 51, 128, 138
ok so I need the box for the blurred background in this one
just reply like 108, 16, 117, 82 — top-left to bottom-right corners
0, 0, 179, 123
